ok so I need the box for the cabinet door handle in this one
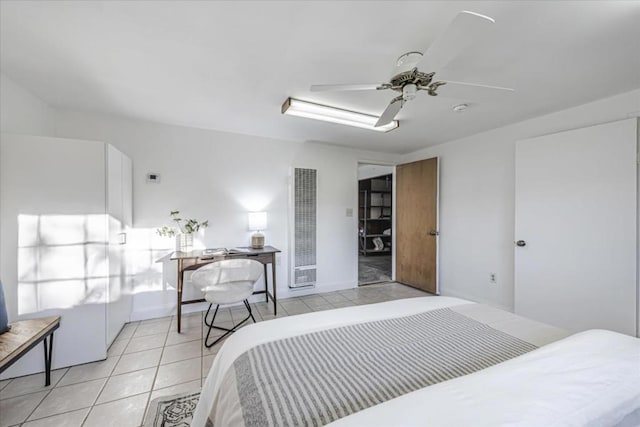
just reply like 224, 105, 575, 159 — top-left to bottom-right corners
515, 240, 526, 247
429, 230, 439, 236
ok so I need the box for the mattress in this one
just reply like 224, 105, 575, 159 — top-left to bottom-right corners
191, 296, 639, 426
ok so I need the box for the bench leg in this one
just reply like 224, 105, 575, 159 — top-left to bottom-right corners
43, 332, 54, 386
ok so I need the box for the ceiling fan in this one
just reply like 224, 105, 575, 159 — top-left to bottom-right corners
310, 11, 514, 128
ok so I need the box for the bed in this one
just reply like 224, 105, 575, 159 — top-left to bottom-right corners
191, 296, 640, 426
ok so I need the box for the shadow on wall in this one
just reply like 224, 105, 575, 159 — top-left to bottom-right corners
17, 214, 110, 314
6, 213, 130, 376
127, 228, 205, 300
17, 214, 194, 316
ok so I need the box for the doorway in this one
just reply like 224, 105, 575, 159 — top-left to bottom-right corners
396, 157, 439, 294
358, 163, 394, 285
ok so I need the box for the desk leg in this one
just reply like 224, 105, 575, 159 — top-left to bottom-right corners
177, 259, 183, 333
272, 254, 277, 315
263, 264, 268, 303
43, 332, 53, 387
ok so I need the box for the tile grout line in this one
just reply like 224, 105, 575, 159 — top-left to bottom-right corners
140, 312, 192, 425
0, 378, 12, 393
14, 371, 64, 426
79, 321, 139, 427
29, 347, 203, 426
23, 389, 157, 426
15, 323, 136, 426
17, 323, 144, 425
0, 348, 126, 402
138, 323, 169, 427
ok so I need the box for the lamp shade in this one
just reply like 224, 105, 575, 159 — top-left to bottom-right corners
248, 211, 267, 231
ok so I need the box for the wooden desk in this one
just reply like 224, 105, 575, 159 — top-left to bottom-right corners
0, 316, 60, 386
170, 246, 281, 333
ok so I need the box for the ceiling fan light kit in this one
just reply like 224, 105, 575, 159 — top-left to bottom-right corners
281, 97, 399, 133
309, 10, 514, 129
395, 51, 424, 70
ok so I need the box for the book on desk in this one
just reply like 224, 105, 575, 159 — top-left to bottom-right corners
201, 247, 251, 258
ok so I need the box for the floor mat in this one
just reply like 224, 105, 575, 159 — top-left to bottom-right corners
144, 390, 200, 427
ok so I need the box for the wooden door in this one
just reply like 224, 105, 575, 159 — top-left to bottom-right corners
396, 157, 439, 293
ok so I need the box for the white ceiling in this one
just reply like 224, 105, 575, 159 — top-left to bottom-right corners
1, 1, 639, 154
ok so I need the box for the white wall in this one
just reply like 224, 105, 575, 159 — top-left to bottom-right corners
0, 73, 55, 136
402, 89, 640, 312
53, 110, 401, 319
0, 72, 56, 319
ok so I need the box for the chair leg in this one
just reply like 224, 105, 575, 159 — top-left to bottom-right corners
204, 304, 219, 328
203, 300, 256, 348
203, 303, 237, 348
204, 320, 234, 348
244, 300, 256, 323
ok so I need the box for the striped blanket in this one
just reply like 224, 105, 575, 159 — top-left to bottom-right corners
208, 307, 538, 426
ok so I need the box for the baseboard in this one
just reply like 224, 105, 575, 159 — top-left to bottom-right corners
129, 302, 210, 322
129, 281, 358, 321
439, 288, 513, 312
279, 281, 357, 299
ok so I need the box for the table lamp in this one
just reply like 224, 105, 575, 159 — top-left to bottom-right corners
248, 211, 267, 249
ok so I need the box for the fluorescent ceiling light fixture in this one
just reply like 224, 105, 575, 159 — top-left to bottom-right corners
281, 98, 398, 133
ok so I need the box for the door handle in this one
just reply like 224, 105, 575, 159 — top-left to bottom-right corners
429, 230, 439, 236
515, 240, 526, 247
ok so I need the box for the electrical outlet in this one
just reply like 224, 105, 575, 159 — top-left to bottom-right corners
490, 273, 497, 283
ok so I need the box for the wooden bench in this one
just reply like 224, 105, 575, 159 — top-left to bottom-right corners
0, 317, 60, 386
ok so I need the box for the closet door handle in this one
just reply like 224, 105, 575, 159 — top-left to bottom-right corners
429, 230, 439, 236
515, 240, 526, 247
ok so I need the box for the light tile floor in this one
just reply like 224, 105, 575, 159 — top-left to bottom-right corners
0, 282, 428, 427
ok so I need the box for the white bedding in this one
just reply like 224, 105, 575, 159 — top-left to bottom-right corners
191, 296, 640, 426
328, 329, 640, 427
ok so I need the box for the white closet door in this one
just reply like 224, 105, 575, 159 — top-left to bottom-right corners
514, 119, 637, 336
122, 155, 133, 227
106, 145, 131, 345
120, 153, 133, 325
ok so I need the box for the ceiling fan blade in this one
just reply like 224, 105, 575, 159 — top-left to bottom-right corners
375, 97, 404, 127
437, 80, 514, 101
419, 10, 495, 73
310, 83, 387, 92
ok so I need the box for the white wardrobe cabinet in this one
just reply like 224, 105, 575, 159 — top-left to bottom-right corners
0, 134, 133, 378
107, 144, 133, 346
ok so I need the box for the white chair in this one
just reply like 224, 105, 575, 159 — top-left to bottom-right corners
190, 259, 263, 348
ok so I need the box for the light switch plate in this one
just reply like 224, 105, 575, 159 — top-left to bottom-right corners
346, 208, 353, 217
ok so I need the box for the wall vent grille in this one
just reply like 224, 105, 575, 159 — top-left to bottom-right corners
291, 168, 317, 288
